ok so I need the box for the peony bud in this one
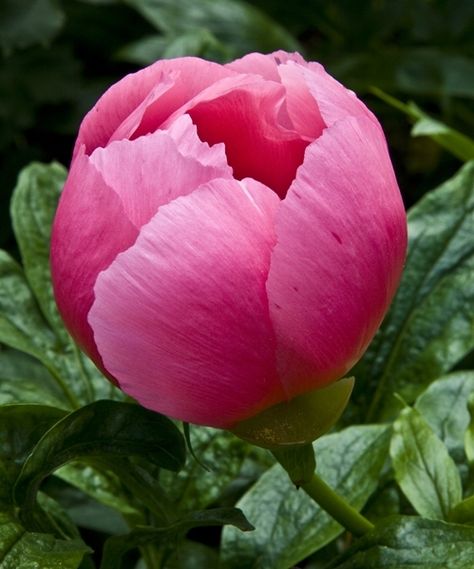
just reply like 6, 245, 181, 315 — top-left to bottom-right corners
51, 51, 407, 438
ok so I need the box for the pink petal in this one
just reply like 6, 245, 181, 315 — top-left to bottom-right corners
225, 51, 308, 78
266, 115, 407, 397
51, 149, 139, 363
162, 74, 310, 197
89, 178, 283, 428
302, 62, 377, 126
74, 57, 236, 157
277, 63, 326, 140
89, 115, 232, 228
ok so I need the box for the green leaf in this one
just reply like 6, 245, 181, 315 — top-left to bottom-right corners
415, 371, 474, 465
124, 0, 300, 59
100, 508, 252, 569
160, 427, 249, 512
0, 249, 58, 363
327, 516, 474, 569
0, 347, 66, 407
390, 406, 462, 520
355, 161, 474, 422
55, 461, 141, 518
14, 400, 186, 525
464, 393, 474, 464
0, 0, 65, 54
0, 511, 89, 569
11, 161, 68, 341
221, 425, 390, 569
372, 88, 474, 161
0, 404, 67, 504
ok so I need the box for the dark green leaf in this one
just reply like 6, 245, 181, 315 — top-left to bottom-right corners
0, 511, 89, 569
415, 371, 474, 465
14, 401, 186, 522
327, 516, 474, 569
0, 404, 66, 504
221, 425, 390, 569
100, 508, 252, 569
390, 406, 462, 520
355, 161, 474, 421
160, 427, 249, 512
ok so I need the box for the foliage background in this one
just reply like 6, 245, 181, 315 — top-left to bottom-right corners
1, 0, 473, 255
1, 1, 474, 568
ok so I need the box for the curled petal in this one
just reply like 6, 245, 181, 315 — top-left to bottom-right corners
75, 57, 236, 156
89, 178, 283, 428
89, 115, 232, 228
266, 115, 407, 397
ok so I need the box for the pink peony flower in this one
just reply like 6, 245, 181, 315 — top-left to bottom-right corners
51, 51, 407, 429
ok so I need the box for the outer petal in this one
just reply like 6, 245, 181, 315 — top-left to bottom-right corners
301, 61, 377, 126
89, 115, 232, 228
51, 149, 138, 362
266, 115, 407, 397
74, 57, 236, 156
89, 178, 283, 428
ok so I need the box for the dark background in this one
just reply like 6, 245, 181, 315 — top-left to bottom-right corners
1, 0, 473, 254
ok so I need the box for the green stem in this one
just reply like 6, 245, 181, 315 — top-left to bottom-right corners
301, 472, 374, 536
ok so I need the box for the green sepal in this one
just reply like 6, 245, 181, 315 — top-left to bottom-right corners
231, 377, 354, 449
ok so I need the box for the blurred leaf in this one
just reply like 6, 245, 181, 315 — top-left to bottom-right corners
327, 516, 474, 569
465, 393, 474, 464
372, 88, 474, 161
221, 425, 390, 569
160, 427, 249, 512
100, 508, 252, 569
333, 49, 474, 99
415, 371, 474, 465
124, 0, 300, 59
0, 0, 65, 54
164, 540, 219, 569
0, 510, 89, 568
390, 406, 462, 520
0, 404, 66, 504
355, 161, 474, 422
120, 30, 229, 64
14, 401, 186, 527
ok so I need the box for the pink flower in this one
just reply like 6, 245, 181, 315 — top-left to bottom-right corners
51, 51, 407, 429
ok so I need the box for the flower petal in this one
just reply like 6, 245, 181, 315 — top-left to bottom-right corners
51, 149, 138, 362
302, 62, 377, 126
162, 74, 310, 197
89, 178, 283, 428
89, 115, 232, 228
74, 57, 236, 156
266, 115, 407, 397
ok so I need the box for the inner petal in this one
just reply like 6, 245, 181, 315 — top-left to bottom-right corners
186, 82, 310, 198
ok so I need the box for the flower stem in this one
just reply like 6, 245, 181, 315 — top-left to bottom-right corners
301, 472, 374, 536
